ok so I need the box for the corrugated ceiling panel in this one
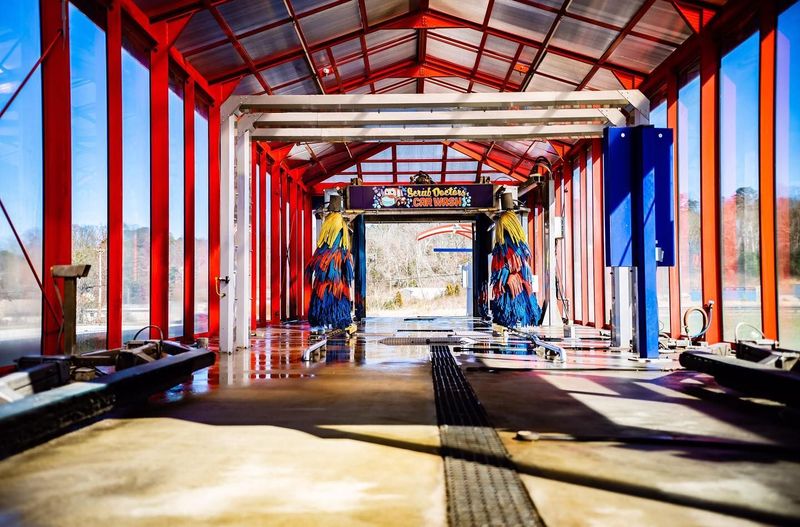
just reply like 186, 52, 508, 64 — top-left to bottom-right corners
489, 0, 556, 42
290, 0, 340, 15
425, 80, 461, 93
398, 161, 442, 173
551, 17, 617, 60
348, 84, 372, 94
537, 52, 593, 84
274, 77, 317, 94
361, 162, 393, 172
189, 44, 244, 78
477, 54, 512, 80
437, 76, 471, 90
429, 0, 489, 24
365, 0, 418, 25
361, 174, 395, 183
484, 34, 521, 60
634, 0, 691, 46
525, 74, 575, 91
447, 148, 471, 160
427, 38, 478, 69
471, 82, 498, 92
298, 0, 362, 46
585, 67, 624, 90
233, 74, 262, 95
447, 161, 479, 171
608, 34, 675, 73
567, 0, 646, 26
217, 0, 288, 34
331, 37, 364, 61
260, 56, 311, 86
239, 22, 301, 60
176, 10, 226, 52
368, 39, 417, 70
429, 28, 484, 48
397, 144, 441, 158
365, 29, 415, 49
321, 174, 354, 183
288, 143, 310, 160
373, 77, 406, 90
381, 81, 417, 94
337, 56, 365, 80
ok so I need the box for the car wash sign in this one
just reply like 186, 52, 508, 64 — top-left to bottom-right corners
348, 184, 494, 210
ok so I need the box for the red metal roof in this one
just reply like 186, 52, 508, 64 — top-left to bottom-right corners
134, 0, 725, 185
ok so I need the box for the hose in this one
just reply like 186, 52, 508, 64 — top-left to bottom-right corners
132, 325, 164, 342
734, 322, 765, 343
682, 300, 714, 341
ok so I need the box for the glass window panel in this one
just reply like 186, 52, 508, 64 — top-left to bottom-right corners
70, 3, 108, 352
168, 88, 184, 338
195, 110, 209, 334
776, 2, 800, 350
121, 49, 150, 342
0, 0, 43, 363
651, 101, 671, 331
720, 32, 761, 341
678, 74, 703, 325
572, 161, 582, 319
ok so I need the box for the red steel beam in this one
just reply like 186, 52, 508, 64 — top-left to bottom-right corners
579, 149, 589, 324
758, 1, 778, 339
259, 150, 268, 326
280, 167, 288, 319
699, 30, 721, 343
270, 161, 283, 322
150, 22, 170, 340
303, 190, 313, 317
208, 100, 221, 337
289, 182, 300, 318
41, 0, 72, 354
562, 162, 574, 321
183, 80, 196, 341
107, 2, 123, 349
250, 142, 258, 330
666, 73, 681, 338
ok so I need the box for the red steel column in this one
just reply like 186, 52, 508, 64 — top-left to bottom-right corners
41, 0, 72, 354
563, 163, 574, 321
303, 190, 313, 318
579, 150, 589, 324
259, 151, 268, 326
149, 22, 169, 339
270, 161, 282, 322
699, 31, 722, 343
280, 168, 288, 319
591, 139, 606, 329
106, 3, 122, 349
208, 101, 221, 337
183, 80, 196, 341
289, 181, 299, 318
250, 142, 258, 330
666, 74, 682, 337
758, 2, 778, 339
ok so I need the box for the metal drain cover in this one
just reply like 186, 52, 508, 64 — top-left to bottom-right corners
379, 337, 466, 346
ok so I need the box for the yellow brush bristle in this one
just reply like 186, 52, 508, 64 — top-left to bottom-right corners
317, 212, 350, 249
495, 211, 525, 245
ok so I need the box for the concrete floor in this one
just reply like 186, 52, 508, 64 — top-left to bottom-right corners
0, 318, 798, 526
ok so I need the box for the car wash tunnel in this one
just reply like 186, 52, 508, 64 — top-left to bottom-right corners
2, 0, 800, 526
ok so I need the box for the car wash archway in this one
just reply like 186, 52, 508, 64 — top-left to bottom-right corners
340, 182, 503, 319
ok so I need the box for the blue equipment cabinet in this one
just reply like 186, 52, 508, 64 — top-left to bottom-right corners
603, 126, 674, 358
